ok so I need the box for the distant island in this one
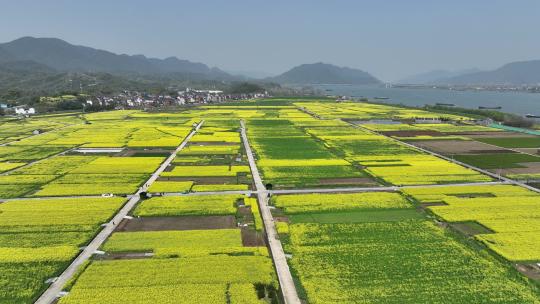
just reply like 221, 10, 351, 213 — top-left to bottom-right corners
267, 62, 381, 85
397, 69, 482, 85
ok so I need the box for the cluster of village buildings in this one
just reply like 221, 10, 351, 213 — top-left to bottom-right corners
1, 88, 269, 115
117, 88, 268, 107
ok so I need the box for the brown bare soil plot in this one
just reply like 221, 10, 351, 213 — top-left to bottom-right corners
500, 162, 540, 175
241, 227, 266, 247
450, 222, 493, 237
419, 202, 448, 211
273, 216, 290, 223
412, 140, 509, 154
116, 215, 236, 232
469, 133, 536, 138
514, 148, 540, 155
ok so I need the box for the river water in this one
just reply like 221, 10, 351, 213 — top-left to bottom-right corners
314, 84, 540, 117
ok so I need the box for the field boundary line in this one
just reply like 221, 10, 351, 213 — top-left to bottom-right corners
269, 181, 507, 195
34, 121, 204, 304
1, 179, 510, 203
240, 120, 302, 304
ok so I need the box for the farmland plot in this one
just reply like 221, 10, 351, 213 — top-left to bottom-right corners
306, 124, 492, 185
0, 197, 126, 303
155, 120, 252, 192
60, 113, 276, 303
286, 221, 539, 303
134, 194, 242, 216
59, 256, 273, 304
64, 195, 276, 303
294, 101, 467, 120
25, 156, 164, 196
275, 192, 540, 303
246, 118, 373, 188
3, 103, 540, 303
404, 185, 540, 262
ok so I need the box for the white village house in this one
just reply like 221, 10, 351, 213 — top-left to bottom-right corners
14, 107, 36, 115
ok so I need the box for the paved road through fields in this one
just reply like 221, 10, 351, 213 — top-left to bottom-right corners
150, 180, 507, 196
240, 120, 302, 304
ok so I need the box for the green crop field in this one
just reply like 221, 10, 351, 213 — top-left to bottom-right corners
476, 137, 540, 148
134, 194, 241, 216
404, 184, 540, 262
0, 197, 125, 303
286, 221, 539, 303
1, 100, 539, 303
102, 229, 243, 252
147, 181, 193, 193
454, 153, 540, 169
273, 192, 409, 214
289, 209, 422, 223
276, 191, 540, 303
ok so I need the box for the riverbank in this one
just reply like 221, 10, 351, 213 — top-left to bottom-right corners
314, 84, 540, 118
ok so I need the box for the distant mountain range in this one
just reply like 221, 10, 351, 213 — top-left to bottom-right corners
0, 37, 233, 80
0, 37, 383, 89
268, 62, 381, 85
1, 36, 538, 91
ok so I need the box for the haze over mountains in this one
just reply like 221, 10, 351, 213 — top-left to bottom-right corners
400, 62, 540, 86
0, 37, 233, 80
0, 37, 539, 87
0, 37, 381, 86
397, 69, 482, 84
441, 60, 540, 85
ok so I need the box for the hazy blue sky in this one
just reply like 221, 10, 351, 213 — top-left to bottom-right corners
1, 0, 539, 81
